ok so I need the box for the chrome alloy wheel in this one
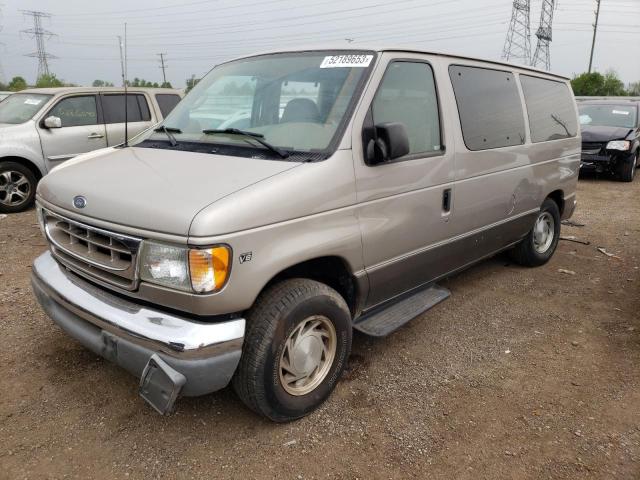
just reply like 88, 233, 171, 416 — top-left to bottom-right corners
278, 315, 337, 396
0, 171, 31, 207
533, 211, 555, 254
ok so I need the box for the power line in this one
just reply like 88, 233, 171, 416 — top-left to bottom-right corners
20, 10, 57, 79
588, 0, 601, 73
531, 0, 555, 70
502, 0, 531, 65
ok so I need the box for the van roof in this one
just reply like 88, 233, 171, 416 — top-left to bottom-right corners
16, 86, 183, 95
224, 45, 571, 81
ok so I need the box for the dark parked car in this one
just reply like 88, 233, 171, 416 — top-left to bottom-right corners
578, 99, 640, 182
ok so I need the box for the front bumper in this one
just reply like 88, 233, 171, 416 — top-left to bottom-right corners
31, 251, 245, 402
580, 154, 612, 172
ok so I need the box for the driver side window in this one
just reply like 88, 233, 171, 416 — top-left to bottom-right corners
49, 95, 98, 127
372, 61, 441, 155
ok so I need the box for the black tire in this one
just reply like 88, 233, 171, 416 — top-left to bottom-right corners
0, 161, 37, 213
616, 151, 637, 183
232, 278, 352, 422
509, 198, 561, 267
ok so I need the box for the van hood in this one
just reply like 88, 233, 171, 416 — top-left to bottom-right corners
580, 125, 633, 143
37, 146, 300, 236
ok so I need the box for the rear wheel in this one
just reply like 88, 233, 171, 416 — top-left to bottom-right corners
509, 198, 560, 267
0, 162, 37, 213
616, 152, 637, 182
232, 278, 352, 422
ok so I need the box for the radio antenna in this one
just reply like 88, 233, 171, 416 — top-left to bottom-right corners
123, 22, 129, 147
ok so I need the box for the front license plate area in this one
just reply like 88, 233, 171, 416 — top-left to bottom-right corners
139, 354, 186, 415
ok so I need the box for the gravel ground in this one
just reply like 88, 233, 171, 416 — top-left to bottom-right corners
0, 177, 639, 479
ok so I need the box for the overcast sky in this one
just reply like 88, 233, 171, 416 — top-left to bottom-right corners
1, 0, 638, 88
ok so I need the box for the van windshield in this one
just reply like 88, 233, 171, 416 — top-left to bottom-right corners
0, 93, 52, 124
135, 51, 375, 158
578, 104, 637, 129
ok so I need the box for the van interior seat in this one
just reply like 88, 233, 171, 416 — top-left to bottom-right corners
281, 98, 321, 123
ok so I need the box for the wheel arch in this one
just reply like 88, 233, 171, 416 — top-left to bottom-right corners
259, 255, 364, 318
0, 156, 45, 181
545, 189, 565, 217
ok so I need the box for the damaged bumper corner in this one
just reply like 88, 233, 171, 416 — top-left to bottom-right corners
31, 251, 245, 413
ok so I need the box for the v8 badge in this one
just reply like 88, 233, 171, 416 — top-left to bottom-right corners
239, 252, 253, 264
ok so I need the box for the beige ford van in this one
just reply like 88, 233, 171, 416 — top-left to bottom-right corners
31, 47, 580, 421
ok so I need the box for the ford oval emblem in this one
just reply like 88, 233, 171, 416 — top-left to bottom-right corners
73, 196, 87, 209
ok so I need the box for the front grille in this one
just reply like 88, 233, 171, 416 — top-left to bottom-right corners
581, 142, 605, 155
42, 208, 142, 290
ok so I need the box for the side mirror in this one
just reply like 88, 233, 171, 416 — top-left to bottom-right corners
366, 122, 410, 165
44, 116, 62, 129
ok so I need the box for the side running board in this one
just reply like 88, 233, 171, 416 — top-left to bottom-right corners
353, 284, 451, 337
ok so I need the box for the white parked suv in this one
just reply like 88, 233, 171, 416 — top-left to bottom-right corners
0, 87, 183, 213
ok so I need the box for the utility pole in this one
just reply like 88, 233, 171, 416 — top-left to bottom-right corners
118, 36, 125, 87
21, 10, 57, 79
588, 0, 601, 73
158, 53, 167, 86
502, 0, 531, 65
531, 0, 556, 71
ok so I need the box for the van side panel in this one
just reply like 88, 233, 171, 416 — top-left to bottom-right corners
445, 59, 580, 262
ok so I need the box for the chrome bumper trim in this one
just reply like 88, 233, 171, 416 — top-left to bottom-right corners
32, 251, 245, 359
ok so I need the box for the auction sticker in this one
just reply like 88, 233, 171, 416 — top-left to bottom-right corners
320, 54, 373, 68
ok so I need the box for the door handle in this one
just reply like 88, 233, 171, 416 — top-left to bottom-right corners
442, 188, 452, 213
87, 133, 104, 139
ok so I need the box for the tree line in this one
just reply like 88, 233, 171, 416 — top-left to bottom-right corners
571, 70, 639, 97
0, 74, 175, 91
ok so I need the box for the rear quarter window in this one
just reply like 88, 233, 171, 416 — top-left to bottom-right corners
155, 94, 181, 118
101, 94, 151, 123
520, 75, 578, 142
449, 65, 526, 151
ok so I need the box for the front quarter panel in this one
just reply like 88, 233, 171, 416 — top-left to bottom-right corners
0, 121, 46, 175
187, 150, 363, 315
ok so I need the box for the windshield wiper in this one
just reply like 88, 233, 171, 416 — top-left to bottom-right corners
202, 128, 289, 159
154, 125, 181, 146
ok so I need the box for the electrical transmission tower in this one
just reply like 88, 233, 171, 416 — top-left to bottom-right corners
502, 0, 531, 65
531, 0, 556, 70
21, 10, 57, 79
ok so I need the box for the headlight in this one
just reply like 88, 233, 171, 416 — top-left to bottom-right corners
140, 241, 231, 293
606, 140, 630, 151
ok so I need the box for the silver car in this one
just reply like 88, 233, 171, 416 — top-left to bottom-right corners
0, 87, 183, 213
31, 48, 580, 420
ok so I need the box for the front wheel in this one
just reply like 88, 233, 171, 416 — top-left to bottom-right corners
509, 198, 560, 267
232, 278, 352, 422
0, 162, 37, 213
616, 152, 637, 183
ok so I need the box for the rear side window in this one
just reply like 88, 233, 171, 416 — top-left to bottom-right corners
101, 94, 151, 123
449, 65, 525, 151
372, 61, 441, 155
155, 94, 181, 118
520, 75, 578, 142
49, 96, 98, 127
